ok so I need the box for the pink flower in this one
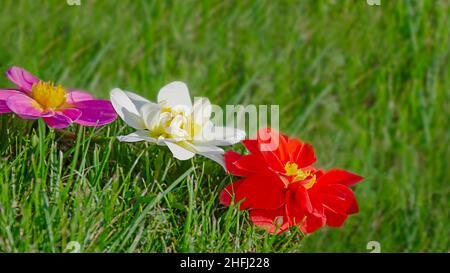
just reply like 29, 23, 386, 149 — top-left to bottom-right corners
0, 67, 117, 128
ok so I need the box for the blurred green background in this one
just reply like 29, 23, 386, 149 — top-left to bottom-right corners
0, 0, 448, 252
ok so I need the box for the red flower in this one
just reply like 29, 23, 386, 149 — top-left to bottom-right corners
220, 128, 363, 234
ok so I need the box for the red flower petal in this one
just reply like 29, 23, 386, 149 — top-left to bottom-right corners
314, 169, 325, 178
317, 169, 364, 187
242, 139, 260, 155
294, 186, 313, 214
233, 154, 268, 175
275, 132, 290, 163
219, 179, 245, 207
324, 206, 349, 227
250, 208, 290, 235
235, 173, 286, 210
315, 183, 359, 215
294, 142, 316, 168
260, 150, 286, 173
300, 208, 326, 234
257, 128, 286, 173
224, 151, 246, 176
287, 138, 302, 161
285, 189, 307, 226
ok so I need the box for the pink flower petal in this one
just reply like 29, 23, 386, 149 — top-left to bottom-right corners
6, 93, 44, 119
6, 67, 40, 93
0, 89, 23, 113
73, 99, 117, 126
61, 108, 82, 121
66, 90, 95, 104
43, 112, 73, 129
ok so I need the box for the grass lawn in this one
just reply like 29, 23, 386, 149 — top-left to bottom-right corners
0, 0, 448, 252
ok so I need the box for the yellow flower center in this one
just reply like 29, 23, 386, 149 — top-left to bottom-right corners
303, 175, 317, 190
31, 81, 67, 110
284, 162, 317, 189
149, 105, 202, 140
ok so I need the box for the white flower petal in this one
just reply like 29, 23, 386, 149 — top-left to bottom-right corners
125, 91, 151, 111
195, 126, 245, 146
164, 141, 195, 160
193, 121, 214, 142
157, 81, 192, 108
192, 97, 212, 125
117, 130, 156, 143
186, 143, 226, 168
140, 102, 161, 129
213, 127, 246, 145
163, 115, 186, 138
110, 88, 146, 129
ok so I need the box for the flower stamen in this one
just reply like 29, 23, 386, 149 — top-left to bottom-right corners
149, 104, 202, 141
31, 81, 67, 110
284, 162, 316, 189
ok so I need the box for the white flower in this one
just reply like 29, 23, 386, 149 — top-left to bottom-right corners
110, 81, 245, 167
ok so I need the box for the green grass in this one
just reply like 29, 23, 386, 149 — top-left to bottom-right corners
0, 0, 449, 252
